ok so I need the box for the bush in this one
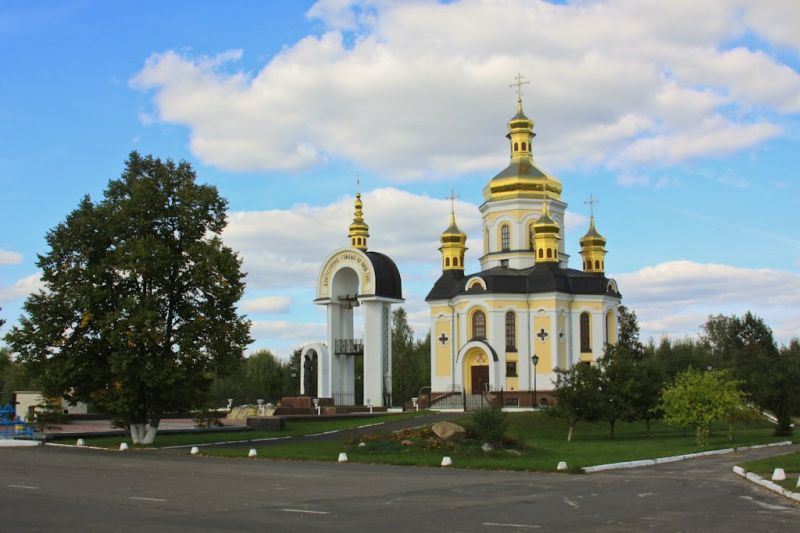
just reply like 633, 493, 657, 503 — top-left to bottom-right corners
471, 407, 508, 445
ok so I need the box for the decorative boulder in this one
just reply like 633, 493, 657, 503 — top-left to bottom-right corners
431, 421, 466, 442
481, 442, 495, 453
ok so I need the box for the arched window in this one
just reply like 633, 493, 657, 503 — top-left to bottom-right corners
505, 311, 516, 351
547, 248, 552, 258
580, 312, 591, 352
445, 257, 450, 267
472, 310, 486, 340
521, 141, 527, 151
514, 142, 519, 152
501, 224, 510, 251
453, 257, 458, 267
595, 260, 600, 269
538, 248, 543, 258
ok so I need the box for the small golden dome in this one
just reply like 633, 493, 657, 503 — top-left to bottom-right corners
534, 200, 560, 235
580, 217, 606, 248
348, 192, 369, 250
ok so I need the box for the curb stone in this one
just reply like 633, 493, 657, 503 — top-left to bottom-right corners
582, 441, 792, 473
734, 465, 800, 504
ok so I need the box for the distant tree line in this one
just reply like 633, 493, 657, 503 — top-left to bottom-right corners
555, 307, 800, 443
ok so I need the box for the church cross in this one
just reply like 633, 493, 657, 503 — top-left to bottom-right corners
585, 194, 599, 218
448, 189, 459, 214
356, 175, 360, 194
438, 332, 449, 346
509, 72, 530, 101
536, 328, 549, 342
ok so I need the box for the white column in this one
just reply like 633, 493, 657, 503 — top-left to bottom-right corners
362, 300, 386, 407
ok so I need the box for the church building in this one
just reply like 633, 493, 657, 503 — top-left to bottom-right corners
426, 90, 621, 407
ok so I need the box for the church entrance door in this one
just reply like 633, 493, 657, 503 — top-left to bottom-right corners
470, 366, 489, 394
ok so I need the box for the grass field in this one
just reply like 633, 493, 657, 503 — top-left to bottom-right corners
740, 451, 800, 491
53, 411, 428, 449
204, 412, 790, 472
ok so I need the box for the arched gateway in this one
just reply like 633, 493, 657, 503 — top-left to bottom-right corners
310, 193, 403, 407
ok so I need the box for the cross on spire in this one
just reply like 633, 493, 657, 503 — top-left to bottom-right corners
509, 72, 530, 102
448, 189, 459, 215
585, 194, 599, 218
356, 175, 360, 195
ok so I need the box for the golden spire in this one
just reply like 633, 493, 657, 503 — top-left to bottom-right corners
580, 194, 607, 273
440, 190, 467, 272
348, 182, 369, 250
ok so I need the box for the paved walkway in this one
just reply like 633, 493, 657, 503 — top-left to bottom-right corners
2, 441, 799, 531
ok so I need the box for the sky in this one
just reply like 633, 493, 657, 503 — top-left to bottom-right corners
1, 0, 799, 358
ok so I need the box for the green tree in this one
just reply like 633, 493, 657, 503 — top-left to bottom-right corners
659, 368, 745, 445
616, 305, 644, 357
241, 349, 289, 403
701, 313, 798, 435
554, 362, 603, 442
5, 152, 251, 444
0, 347, 37, 405
286, 348, 302, 397
391, 307, 416, 406
597, 306, 663, 437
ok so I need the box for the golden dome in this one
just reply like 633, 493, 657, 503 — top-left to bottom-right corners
483, 99, 562, 202
580, 217, 607, 248
348, 192, 369, 250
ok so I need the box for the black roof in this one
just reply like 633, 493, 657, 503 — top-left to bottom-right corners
426, 262, 620, 301
366, 251, 403, 300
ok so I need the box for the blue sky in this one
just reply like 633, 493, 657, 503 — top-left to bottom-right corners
1, 0, 799, 357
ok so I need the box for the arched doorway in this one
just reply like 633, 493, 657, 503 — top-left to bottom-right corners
464, 348, 490, 394
303, 349, 318, 397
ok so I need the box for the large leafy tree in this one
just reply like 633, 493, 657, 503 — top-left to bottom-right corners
701, 312, 799, 435
554, 362, 603, 442
6, 152, 251, 444
659, 368, 745, 445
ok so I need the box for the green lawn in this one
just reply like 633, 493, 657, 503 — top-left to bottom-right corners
53, 411, 428, 449
740, 451, 800, 492
204, 412, 790, 472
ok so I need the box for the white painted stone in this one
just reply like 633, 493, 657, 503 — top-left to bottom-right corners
441, 456, 452, 467
338, 452, 348, 463
358, 442, 366, 448
248, 448, 257, 458
557, 461, 568, 471
796, 476, 800, 488
772, 468, 787, 481
76, 438, 85, 447
190, 446, 200, 455
732, 466, 745, 476
119, 443, 128, 451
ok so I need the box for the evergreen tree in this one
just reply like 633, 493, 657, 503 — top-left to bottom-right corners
5, 152, 251, 444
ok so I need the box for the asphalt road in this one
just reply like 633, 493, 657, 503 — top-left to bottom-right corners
3, 443, 800, 532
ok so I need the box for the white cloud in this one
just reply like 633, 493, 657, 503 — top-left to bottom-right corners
617, 260, 800, 344
0, 273, 43, 303
241, 296, 291, 314
251, 320, 326, 343
225, 187, 585, 290
132, 0, 797, 179
0, 249, 23, 265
